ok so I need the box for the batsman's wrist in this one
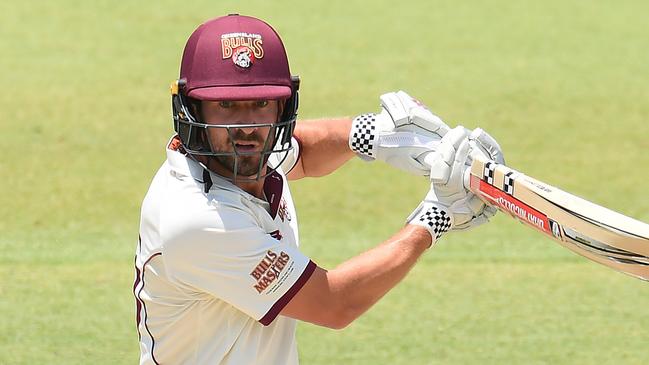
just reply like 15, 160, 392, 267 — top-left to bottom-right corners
406, 202, 453, 243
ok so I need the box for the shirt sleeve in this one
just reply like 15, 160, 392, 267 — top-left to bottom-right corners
162, 204, 315, 326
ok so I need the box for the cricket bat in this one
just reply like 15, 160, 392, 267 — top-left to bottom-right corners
466, 154, 649, 281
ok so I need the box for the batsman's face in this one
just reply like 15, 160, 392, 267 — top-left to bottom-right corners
201, 99, 280, 178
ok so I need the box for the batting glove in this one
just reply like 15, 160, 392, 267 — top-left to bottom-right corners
409, 126, 502, 240
349, 91, 450, 175
408, 127, 477, 241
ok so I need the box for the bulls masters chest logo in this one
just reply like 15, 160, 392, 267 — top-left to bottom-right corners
221, 32, 264, 68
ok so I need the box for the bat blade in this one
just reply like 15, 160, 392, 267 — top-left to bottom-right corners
467, 155, 649, 281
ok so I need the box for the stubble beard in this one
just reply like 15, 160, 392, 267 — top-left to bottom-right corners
218, 130, 273, 178
215, 154, 266, 178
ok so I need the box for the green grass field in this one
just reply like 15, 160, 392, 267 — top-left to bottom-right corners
2, 0, 649, 364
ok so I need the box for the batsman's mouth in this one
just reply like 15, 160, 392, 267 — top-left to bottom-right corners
234, 143, 262, 153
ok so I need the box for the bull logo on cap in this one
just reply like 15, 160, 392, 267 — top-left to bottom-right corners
221, 32, 264, 69
232, 47, 253, 68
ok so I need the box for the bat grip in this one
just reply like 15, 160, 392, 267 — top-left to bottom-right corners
463, 167, 472, 191
463, 154, 491, 193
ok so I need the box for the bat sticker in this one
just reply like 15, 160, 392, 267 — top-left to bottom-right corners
549, 219, 562, 239
483, 161, 496, 185
503, 171, 516, 195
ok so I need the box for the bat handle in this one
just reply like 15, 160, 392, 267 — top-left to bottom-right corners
463, 154, 492, 193
463, 167, 472, 191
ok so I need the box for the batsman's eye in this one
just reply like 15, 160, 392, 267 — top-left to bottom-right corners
255, 100, 269, 108
219, 101, 234, 109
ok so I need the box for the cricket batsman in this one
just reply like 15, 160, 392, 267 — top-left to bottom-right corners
134, 14, 503, 364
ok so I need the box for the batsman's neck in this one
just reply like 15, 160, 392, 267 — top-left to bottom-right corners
197, 155, 267, 201
235, 179, 265, 201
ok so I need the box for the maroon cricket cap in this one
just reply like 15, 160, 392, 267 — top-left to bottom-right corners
179, 14, 293, 101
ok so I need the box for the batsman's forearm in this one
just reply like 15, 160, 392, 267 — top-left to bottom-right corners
292, 118, 355, 177
326, 225, 432, 326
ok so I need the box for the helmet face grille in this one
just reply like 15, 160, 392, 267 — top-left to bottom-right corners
171, 83, 298, 182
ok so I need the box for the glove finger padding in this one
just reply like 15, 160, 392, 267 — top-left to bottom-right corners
465, 194, 488, 215
452, 194, 494, 230
447, 196, 478, 227
408, 105, 450, 136
483, 205, 498, 219
427, 127, 471, 203
452, 215, 489, 231
468, 128, 505, 165
448, 137, 470, 192
380, 91, 450, 135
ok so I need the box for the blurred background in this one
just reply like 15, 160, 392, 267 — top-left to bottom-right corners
1, 0, 648, 363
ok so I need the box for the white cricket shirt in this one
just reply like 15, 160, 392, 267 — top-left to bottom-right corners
134, 136, 315, 365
